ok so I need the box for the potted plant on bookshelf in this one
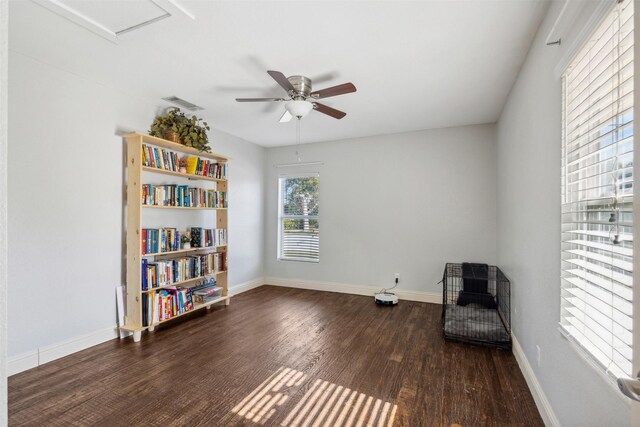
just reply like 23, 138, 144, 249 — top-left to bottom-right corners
149, 107, 186, 144
180, 114, 212, 153
181, 232, 191, 250
178, 157, 188, 174
149, 107, 212, 153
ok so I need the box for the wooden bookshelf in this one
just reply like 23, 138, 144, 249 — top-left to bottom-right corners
123, 133, 230, 342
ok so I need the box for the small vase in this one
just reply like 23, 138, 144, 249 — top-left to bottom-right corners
183, 242, 191, 250
179, 167, 187, 174
165, 130, 181, 144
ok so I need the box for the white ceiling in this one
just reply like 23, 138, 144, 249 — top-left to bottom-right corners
9, 0, 549, 147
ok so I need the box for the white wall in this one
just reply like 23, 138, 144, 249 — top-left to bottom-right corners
264, 124, 497, 295
1, 0, 8, 422
7, 51, 266, 359
496, 1, 629, 425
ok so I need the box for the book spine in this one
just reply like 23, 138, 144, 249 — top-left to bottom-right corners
141, 258, 148, 291
142, 294, 148, 327
141, 145, 147, 166
152, 229, 158, 254
153, 148, 160, 169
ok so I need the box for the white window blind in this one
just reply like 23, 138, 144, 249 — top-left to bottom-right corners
561, 0, 634, 379
278, 174, 319, 262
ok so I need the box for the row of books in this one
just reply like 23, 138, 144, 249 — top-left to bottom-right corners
142, 228, 181, 254
141, 227, 228, 255
185, 157, 227, 180
142, 286, 194, 326
141, 253, 226, 290
191, 278, 223, 304
142, 144, 180, 172
191, 227, 227, 247
141, 184, 227, 208
141, 143, 228, 180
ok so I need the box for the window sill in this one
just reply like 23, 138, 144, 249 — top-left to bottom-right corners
557, 326, 631, 405
277, 257, 319, 264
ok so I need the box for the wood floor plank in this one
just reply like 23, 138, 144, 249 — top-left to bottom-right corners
8, 286, 543, 426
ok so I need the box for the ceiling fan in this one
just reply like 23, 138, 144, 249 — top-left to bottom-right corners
235, 70, 356, 122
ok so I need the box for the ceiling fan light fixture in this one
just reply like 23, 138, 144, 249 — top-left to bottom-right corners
285, 100, 313, 119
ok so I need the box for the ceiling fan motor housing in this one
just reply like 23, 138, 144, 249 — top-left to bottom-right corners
288, 75, 312, 99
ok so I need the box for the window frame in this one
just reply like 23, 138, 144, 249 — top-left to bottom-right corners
559, 0, 634, 382
277, 173, 320, 263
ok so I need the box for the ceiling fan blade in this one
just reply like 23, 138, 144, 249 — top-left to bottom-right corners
279, 110, 293, 123
235, 98, 285, 102
310, 82, 356, 99
267, 70, 295, 94
313, 102, 347, 119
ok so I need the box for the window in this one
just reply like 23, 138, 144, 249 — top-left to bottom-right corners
560, 0, 633, 379
278, 174, 319, 262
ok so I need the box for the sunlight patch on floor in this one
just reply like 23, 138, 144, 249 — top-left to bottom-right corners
231, 366, 397, 426
232, 367, 307, 425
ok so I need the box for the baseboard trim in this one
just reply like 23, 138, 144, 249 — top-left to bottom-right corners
39, 325, 119, 365
511, 334, 560, 427
264, 277, 441, 304
229, 277, 265, 296
8, 277, 266, 376
8, 325, 117, 377
7, 350, 39, 377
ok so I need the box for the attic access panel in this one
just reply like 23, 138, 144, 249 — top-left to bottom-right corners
33, 0, 194, 43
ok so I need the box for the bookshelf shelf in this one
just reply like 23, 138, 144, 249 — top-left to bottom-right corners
143, 270, 227, 293
123, 132, 230, 342
142, 165, 227, 182
142, 245, 226, 258
193, 296, 229, 311
121, 296, 230, 333
142, 205, 227, 211
125, 132, 229, 161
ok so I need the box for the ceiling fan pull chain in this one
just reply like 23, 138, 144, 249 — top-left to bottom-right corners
296, 118, 302, 162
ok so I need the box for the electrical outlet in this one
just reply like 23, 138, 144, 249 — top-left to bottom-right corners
536, 345, 541, 367
394, 273, 400, 281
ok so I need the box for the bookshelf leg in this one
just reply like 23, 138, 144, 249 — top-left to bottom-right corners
148, 326, 155, 332
225, 297, 231, 306
133, 331, 142, 342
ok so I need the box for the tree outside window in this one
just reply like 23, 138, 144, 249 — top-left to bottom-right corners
279, 176, 319, 262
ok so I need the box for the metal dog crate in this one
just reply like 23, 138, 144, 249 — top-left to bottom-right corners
441, 263, 511, 349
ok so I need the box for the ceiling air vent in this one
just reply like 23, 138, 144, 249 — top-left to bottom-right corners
162, 96, 204, 111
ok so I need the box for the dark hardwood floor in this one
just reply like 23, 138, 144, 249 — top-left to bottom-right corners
9, 286, 543, 426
